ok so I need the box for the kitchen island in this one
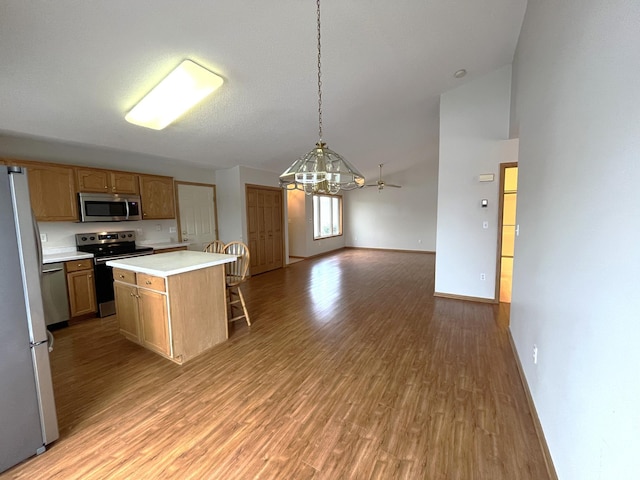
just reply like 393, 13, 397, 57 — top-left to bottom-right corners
106, 251, 236, 364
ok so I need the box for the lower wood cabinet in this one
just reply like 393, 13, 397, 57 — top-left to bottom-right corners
137, 288, 170, 357
112, 265, 227, 364
65, 259, 97, 318
113, 269, 170, 357
113, 282, 140, 342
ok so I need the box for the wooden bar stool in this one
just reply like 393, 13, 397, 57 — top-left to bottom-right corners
203, 239, 226, 253
223, 241, 251, 326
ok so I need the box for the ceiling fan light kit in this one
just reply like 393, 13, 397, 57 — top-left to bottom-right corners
365, 163, 402, 192
279, 0, 365, 195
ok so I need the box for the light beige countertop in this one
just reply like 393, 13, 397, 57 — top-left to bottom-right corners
139, 241, 192, 250
105, 251, 236, 277
42, 247, 93, 264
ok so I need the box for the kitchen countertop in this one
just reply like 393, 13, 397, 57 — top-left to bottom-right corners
106, 251, 236, 277
141, 241, 192, 250
42, 248, 93, 264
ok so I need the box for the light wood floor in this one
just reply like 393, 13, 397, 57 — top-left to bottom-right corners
3, 249, 549, 479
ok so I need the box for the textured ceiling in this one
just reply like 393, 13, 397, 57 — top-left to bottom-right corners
0, 0, 526, 179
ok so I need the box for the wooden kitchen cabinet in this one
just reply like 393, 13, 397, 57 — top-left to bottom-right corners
139, 174, 175, 219
111, 258, 229, 365
112, 267, 171, 357
13, 162, 78, 221
65, 259, 97, 318
76, 167, 139, 194
138, 288, 170, 357
113, 282, 140, 343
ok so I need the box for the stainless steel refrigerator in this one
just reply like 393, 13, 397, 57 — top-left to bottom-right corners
1, 166, 59, 473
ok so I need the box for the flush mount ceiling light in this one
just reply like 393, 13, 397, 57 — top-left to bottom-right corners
454, 69, 467, 78
125, 59, 223, 130
279, 0, 365, 195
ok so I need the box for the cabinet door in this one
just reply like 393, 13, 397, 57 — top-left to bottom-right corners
110, 172, 139, 194
67, 270, 97, 317
114, 282, 140, 343
27, 165, 78, 221
138, 289, 170, 356
139, 175, 175, 219
76, 168, 109, 192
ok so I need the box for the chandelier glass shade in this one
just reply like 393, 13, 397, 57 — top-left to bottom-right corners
280, 142, 365, 195
279, 0, 365, 195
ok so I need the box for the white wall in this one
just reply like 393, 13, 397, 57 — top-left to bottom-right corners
287, 190, 306, 257
510, 2, 640, 479
285, 189, 346, 258
435, 65, 513, 299
0, 133, 216, 183
344, 160, 438, 251
0, 133, 218, 248
215, 165, 285, 249
39, 219, 177, 250
215, 166, 243, 243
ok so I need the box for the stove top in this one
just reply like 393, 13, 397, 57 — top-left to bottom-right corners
75, 230, 153, 258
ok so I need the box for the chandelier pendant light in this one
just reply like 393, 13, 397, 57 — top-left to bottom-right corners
280, 0, 365, 195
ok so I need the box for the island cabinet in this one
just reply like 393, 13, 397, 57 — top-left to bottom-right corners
109, 251, 234, 364
76, 167, 139, 195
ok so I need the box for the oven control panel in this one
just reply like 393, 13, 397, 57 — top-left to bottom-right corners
76, 230, 137, 246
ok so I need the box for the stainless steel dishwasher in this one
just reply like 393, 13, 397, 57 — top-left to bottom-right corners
41, 262, 70, 327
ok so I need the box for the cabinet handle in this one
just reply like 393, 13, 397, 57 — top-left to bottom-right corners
119, 274, 125, 278
130, 292, 135, 297
104, 185, 108, 189
145, 280, 152, 285
88, 275, 92, 279
78, 263, 83, 267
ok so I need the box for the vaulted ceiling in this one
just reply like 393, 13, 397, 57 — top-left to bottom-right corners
0, 1, 526, 179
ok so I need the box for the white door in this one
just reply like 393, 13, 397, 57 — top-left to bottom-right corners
176, 183, 218, 251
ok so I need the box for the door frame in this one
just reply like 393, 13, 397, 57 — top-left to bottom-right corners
494, 162, 518, 302
174, 181, 219, 244
245, 184, 285, 273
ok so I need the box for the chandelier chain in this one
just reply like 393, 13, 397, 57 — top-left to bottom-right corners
317, 0, 323, 141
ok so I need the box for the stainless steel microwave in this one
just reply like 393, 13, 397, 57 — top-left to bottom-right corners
78, 192, 142, 222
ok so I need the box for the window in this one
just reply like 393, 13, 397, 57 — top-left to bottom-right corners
313, 194, 342, 239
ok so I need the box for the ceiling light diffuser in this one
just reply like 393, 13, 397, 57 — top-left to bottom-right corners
125, 59, 223, 130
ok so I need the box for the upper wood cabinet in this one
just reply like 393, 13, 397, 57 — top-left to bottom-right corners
22, 163, 78, 221
139, 174, 175, 219
76, 167, 139, 195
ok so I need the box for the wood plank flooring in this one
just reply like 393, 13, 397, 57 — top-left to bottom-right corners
2, 249, 549, 479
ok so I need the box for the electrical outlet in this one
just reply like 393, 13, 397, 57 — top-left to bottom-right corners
169, 227, 176, 233
155, 224, 162, 231
40, 233, 48, 242
480, 273, 486, 281
533, 344, 538, 364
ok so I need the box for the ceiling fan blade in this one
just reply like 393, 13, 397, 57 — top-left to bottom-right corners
386, 184, 402, 188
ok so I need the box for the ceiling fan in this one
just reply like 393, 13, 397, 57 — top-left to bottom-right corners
365, 164, 402, 191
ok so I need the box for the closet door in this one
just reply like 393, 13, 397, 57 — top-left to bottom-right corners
246, 185, 283, 275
